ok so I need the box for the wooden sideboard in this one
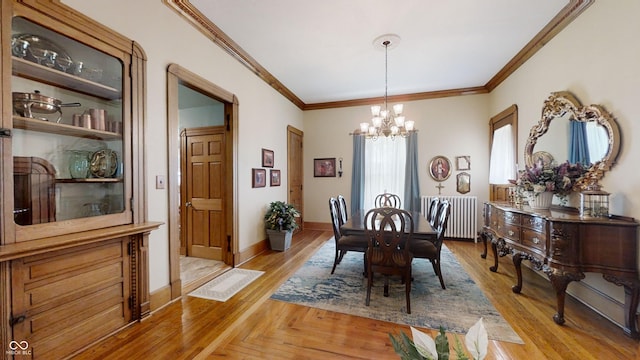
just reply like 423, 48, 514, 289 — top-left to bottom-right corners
480, 201, 639, 338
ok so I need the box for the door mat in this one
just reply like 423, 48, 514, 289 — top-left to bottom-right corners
189, 268, 264, 302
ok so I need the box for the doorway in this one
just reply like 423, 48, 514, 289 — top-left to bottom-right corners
287, 126, 304, 230
167, 64, 238, 299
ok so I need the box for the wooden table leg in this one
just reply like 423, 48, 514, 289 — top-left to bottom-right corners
511, 253, 523, 293
480, 232, 488, 259
489, 241, 499, 272
545, 270, 584, 326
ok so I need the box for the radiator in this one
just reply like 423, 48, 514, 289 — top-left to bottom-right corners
421, 195, 478, 241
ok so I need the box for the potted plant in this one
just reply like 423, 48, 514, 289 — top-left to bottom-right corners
264, 201, 300, 251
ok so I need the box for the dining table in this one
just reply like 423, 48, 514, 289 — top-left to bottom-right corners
340, 209, 437, 240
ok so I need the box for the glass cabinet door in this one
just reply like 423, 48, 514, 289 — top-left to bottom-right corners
11, 16, 128, 229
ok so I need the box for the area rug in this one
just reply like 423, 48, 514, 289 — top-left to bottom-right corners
190, 268, 264, 302
271, 240, 523, 344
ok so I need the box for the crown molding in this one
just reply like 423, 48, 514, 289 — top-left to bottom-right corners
166, 0, 593, 111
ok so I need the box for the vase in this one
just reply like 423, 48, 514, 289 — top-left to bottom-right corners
527, 191, 553, 210
69, 150, 90, 178
267, 229, 293, 251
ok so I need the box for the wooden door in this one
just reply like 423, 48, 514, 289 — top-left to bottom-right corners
287, 126, 303, 231
182, 127, 226, 260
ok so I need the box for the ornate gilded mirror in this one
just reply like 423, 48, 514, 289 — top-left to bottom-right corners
524, 91, 620, 188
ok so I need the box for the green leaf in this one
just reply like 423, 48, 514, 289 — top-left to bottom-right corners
434, 327, 450, 360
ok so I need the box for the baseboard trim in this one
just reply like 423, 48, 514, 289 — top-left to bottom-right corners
150, 284, 173, 312
304, 221, 331, 231
235, 238, 269, 266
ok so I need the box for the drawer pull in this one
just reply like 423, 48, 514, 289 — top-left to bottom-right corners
532, 237, 540, 244
508, 230, 515, 236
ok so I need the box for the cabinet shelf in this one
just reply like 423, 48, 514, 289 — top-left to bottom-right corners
13, 116, 121, 140
56, 178, 123, 183
12, 57, 120, 100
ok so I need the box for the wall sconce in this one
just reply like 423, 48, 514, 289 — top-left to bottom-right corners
338, 158, 343, 177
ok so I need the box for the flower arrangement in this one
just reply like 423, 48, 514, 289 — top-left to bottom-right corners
264, 201, 300, 231
389, 318, 488, 360
510, 161, 586, 196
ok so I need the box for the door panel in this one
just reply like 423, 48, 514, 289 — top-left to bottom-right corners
287, 126, 303, 231
185, 129, 225, 260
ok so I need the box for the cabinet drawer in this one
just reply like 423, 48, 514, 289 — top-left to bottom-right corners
522, 228, 546, 253
498, 222, 520, 242
522, 214, 546, 232
503, 211, 521, 225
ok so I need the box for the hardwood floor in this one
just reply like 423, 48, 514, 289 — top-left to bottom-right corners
73, 230, 638, 359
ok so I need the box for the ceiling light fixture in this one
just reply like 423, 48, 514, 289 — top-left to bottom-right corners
356, 34, 416, 140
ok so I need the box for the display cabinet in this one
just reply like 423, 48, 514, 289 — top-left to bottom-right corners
1, 1, 160, 358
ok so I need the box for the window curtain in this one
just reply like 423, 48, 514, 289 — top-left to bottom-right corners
569, 120, 590, 165
363, 136, 406, 211
404, 132, 421, 212
489, 124, 516, 183
350, 134, 365, 215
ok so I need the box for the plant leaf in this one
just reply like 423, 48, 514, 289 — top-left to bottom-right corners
465, 318, 488, 360
434, 327, 450, 360
411, 326, 437, 359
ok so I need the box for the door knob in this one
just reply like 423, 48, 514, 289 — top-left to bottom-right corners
185, 201, 192, 207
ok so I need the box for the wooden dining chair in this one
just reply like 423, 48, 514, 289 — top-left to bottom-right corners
374, 193, 402, 208
412, 200, 451, 289
427, 197, 440, 227
337, 194, 348, 226
364, 207, 414, 313
329, 197, 368, 274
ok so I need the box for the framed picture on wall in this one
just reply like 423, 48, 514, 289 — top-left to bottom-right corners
456, 172, 471, 194
270, 169, 281, 186
456, 156, 471, 171
262, 148, 274, 168
428, 155, 451, 181
314, 158, 336, 177
252, 168, 266, 188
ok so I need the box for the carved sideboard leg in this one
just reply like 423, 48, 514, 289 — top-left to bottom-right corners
546, 270, 584, 326
623, 283, 640, 339
489, 241, 499, 272
511, 253, 523, 293
603, 274, 640, 339
480, 232, 488, 259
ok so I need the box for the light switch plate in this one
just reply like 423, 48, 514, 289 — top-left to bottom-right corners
156, 175, 165, 189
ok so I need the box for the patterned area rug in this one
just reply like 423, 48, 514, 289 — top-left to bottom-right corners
190, 268, 264, 302
271, 240, 523, 344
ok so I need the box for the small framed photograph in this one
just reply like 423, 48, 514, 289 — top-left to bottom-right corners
252, 168, 266, 188
456, 172, 471, 194
270, 169, 281, 186
429, 156, 452, 181
456, 156, 471, 171
314, 158, 336, 177
262, 148, 274, 168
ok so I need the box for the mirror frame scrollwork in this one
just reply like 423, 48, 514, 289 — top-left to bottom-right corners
524, 91, 621, 188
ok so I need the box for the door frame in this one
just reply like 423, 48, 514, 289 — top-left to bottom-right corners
167, 64, 238, 299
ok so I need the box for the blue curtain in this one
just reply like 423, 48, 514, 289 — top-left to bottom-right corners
569, 120, 590, 165
350, 134, 365, 215
404, 132, 421, 212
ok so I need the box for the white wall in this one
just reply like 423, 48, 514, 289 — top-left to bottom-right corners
303, 95, 490, 224
489, 0, 640, 327
62, 0, 304, 291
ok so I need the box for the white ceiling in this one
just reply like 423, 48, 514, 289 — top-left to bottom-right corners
189, 0, 569, 104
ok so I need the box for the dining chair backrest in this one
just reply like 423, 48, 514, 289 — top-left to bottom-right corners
364, 207, 413, 255
337, 195, 348, 225
435, 200, 451, 241
427, 197, 440, 226
328, 197, 342, 240
374, 193, 401, 209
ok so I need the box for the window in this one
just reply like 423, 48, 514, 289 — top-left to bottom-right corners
489, 105, 518, 201
363, 136, 406, 210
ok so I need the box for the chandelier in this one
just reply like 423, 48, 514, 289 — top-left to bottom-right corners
358, 34, 416, 139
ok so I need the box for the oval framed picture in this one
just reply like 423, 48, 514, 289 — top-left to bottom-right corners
428, 156, 452, 181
